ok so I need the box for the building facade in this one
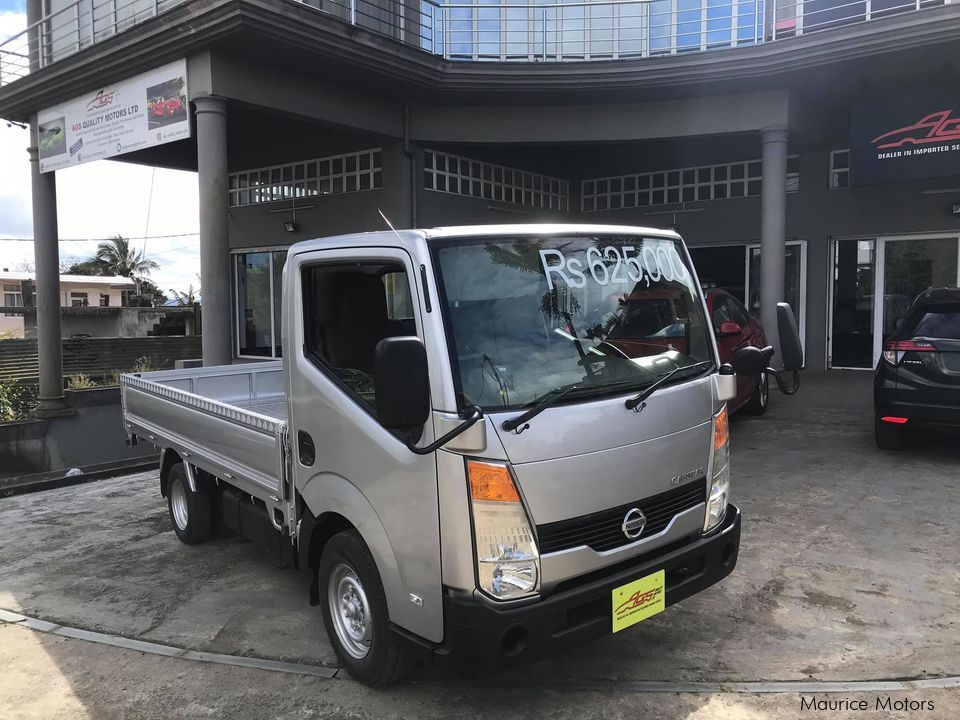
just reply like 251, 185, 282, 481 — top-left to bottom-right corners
1, 0, 958, 410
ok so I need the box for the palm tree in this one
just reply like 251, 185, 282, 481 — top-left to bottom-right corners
169, 284, 198, 306
94, 235, 159, 279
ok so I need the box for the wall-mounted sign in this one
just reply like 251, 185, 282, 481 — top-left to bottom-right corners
37, 59, 189, 173
850, 94, 960, 186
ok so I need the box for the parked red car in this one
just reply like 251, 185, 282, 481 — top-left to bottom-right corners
150, 97, 184, 117
705, 288, 770, 414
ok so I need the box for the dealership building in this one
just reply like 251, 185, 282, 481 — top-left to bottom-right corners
1, 0, 958, 413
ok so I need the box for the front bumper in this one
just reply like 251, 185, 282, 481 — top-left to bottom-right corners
432, 503, 740, 669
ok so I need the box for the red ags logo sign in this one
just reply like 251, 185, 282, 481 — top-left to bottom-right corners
871, 110, 960, 150
615, 586, 663, 615
86, 89, 116, 112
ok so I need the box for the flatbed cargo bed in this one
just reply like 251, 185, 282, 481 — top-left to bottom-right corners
120, 362, 289, 504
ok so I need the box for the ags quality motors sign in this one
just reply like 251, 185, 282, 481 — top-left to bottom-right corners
850, 94, 960, 186
37, 59, 190, 173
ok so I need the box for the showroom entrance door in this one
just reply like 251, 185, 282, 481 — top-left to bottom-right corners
874, 234, 960, 365
830, 234, 960, 369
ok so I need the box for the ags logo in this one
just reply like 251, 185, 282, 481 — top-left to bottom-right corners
86, 89, 115, 112
615, 586, 663, 615
872, 110, 960, 149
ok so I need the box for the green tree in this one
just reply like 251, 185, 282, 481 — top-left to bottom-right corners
66, 235, 167, 307
130, 278, 168, 308
93, 235, 160, 278
169, 284, 198, 306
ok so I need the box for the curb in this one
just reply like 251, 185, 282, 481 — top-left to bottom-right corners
0, 456, 159, 498
2, 608, 959, 692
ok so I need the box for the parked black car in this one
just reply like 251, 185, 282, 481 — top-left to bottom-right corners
874, 287, 960, 450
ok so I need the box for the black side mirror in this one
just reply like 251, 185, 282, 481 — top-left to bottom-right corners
375, 336, 430, 431
732, 345, 775, 376
777, 302, 803, 372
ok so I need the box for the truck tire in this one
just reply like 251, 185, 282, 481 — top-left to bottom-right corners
167, 463, 213, 544
319, 530, 411, 686
874, 415, 905, 451
742, 373, 769, 415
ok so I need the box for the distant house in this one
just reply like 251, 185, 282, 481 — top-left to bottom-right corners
0, 270, 135, 311
0, 271, 194, 339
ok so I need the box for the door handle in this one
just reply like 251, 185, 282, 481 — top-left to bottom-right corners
297, 430, 316, 467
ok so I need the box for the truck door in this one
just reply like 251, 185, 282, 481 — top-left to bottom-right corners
287, 246, 443, 643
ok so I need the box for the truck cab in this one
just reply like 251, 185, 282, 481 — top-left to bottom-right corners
122, 224, 803, 685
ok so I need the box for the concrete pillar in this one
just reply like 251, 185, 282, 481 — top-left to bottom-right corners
194, 95, 232, 366
29, 118, 69, 416
759, 126, 789, 366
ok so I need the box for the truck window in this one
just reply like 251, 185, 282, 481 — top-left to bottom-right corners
433, 235, 713, 411
301, 262, 416, 411
382, 271, 414, 320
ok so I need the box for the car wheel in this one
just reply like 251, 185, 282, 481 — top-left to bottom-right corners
319, 530, 412, 687
874, 415, 905, 451
743, 373, 769, 416
167, 463, 213, 544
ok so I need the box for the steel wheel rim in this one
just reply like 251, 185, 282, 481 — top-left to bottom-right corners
328, 563, 372, 660
759, 373, 769, 407
170, 479, 189, 532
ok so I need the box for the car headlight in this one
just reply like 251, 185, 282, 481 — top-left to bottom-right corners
704, 404, 731, 533
467, 460, 540, 601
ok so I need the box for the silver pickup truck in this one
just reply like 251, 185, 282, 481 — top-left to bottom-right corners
121, 224, 802, 685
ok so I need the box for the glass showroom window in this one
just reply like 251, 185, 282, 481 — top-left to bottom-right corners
235, 250, 287, 358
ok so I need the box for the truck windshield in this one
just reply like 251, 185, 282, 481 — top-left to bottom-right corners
433, 234, 714, 411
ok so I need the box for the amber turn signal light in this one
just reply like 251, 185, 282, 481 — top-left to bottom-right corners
714, 404, 729, 450
468, 460, 520, 503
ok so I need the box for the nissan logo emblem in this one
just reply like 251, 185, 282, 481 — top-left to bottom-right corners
622, 507, 646, 540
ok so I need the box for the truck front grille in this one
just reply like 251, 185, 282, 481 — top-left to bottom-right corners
537, 477, 707, 555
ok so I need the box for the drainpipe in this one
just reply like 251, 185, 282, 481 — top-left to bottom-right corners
403, 104, 418, 228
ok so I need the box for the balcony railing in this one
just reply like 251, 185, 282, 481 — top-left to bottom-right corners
0, 0, 187, 88
0, 0, 949, 87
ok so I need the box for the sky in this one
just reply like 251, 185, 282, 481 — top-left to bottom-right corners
0, 1, 201, 297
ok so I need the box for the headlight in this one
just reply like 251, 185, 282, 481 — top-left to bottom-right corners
704, 404, 731, 533
467, 460, 540, 600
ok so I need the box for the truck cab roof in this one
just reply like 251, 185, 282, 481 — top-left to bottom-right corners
288, 224, 682, 255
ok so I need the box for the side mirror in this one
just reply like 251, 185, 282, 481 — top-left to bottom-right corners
732, 345, 775, 376
716, 321, 743, 337
375, 336, 430, 431
777, 302, 803, 371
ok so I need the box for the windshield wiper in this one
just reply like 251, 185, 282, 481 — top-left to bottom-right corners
624, 360, 714, 411
502, 378, 638, 434
501, 382, 583, 434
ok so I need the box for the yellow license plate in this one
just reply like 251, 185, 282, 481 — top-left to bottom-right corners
611, 569, 666, 633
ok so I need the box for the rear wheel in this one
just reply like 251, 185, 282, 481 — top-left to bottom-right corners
319, 530, 411, 686
743, 373, 769, 415
874, 415, 905, 451
167, 463, 213, 544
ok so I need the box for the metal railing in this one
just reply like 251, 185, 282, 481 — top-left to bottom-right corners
0, 0, 949, 87
0, 0, 185, 87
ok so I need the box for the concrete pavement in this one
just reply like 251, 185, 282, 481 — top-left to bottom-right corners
0, 371, 958, 717
2, 621, 959, 720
